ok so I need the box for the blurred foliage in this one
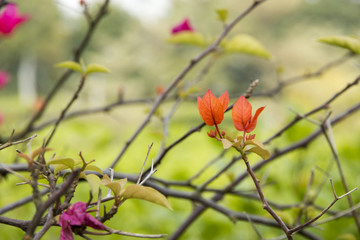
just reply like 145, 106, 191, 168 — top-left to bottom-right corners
0, 0, 360, 239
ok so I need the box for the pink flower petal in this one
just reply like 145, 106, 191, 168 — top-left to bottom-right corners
85, 214, 106, 230
0, 4, 29, 36
171, 18, 194, 35
59, 216, 74, 240
59, 201, 105, 239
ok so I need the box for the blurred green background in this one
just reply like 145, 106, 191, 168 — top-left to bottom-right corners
0, 0, 360, 239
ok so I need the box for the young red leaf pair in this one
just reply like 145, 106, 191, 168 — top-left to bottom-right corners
197, 90, 264, 135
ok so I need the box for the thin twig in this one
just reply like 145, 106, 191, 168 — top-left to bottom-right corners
245, 211, 265, 239
0, 132, 37, 151
321, 117, 360, 233
242, 155, 292, 239
103, 226, 167, 238
311, 201, 360, 226
264, 75, 360, 144
295, 170, 315, 226
288, 179, 357, 234
258, 52, 355, 97
137, 143, 154, 185
45, 75, 87, 147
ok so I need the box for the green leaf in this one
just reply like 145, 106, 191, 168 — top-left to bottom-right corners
55, 61, 82, 73
79, 172, 87, 179
318, 35, 360, 55
167, 32, 206, 47
101, 174, 127, 197
216, 9, 228, 22
53, 164, 71, 175
86, 174, 101, 194
85, 64, 110, 75
244, 139, 270, 160
221, 138, 233, 149
85, 164, 103, 175
223, 34, 271, 59
47, 157, 75, 169
122, 185, 172, 210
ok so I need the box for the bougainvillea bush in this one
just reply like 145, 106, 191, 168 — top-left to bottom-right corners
0, 1, 360, 239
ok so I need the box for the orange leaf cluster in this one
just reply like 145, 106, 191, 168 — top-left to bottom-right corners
197, 90, 265, 136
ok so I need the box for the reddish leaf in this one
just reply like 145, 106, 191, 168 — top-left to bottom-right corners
197, 90, 228, 126
246, 106, 265, 133
232, 95, 265, 133
219, 91, 229, 112
232, 95, 252, 131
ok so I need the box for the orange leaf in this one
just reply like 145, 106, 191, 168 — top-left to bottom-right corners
246, 106, 265, 133
197, 90, 228, 126
219, 91, 229, 112
232, 95, 252, 131
232, 95, 265, 133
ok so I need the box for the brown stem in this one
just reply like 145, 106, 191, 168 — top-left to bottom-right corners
242, 154, 292, 239
24, 168, 81, 239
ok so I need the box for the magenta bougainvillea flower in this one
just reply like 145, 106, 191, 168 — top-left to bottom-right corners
59, 202, 105, 240
171, 18, 194, 35
0, 3, 28, 36
0, 71, 9, 89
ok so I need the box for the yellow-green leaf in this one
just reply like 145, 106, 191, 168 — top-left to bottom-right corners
122, 185, 172, 210
101, 175, 127, 197
167, 32, 206, 47
244, 139, 270, 160
47, 157, 75, 169
85, 164, 103, 175
79, 172, 87, 179
318, 36, 360, 55
86, 174, 101, 194
100, 174, 111, 185
221, 138, 233, 149
53, 164, 72, 174
223, 34, 271, 59
216, 9, 228, 22
85, 64, 110, 75
55, 61, 82, 73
